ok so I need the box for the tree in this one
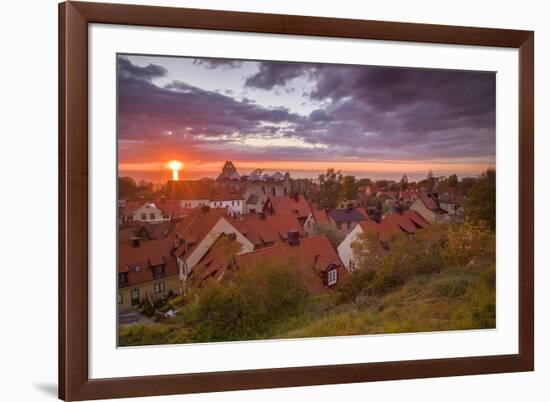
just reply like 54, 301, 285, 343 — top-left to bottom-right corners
341, 175, 358, 200
312, 222, 345, 248
357, 178, 373, 188
400, 173, 409, 190
186, 259, 307, 342
118, 177, 138, 198
447, 174, 458, 188
317, 168, 343, 209
463, 169, 496, 229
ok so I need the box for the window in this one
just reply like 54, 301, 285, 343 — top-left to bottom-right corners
118, 273, 128, 288
117, 293, 123, 304
154, 282, 166, 294
131, 289, 140, 305
232, 200, 234, 206
149, 213, 155, 220
327, 269, 338, 286
347, 222, 351, 230
152, 265, 165, 279
350, 259, 355, 270
141, 213, 147, 220
134, 265, 141, 273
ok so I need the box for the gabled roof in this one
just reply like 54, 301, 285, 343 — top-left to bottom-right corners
188, 234, 242, 286
360, 210, 430, 238
118, 237, 179, 286
328, 208, 366, 224
154, 199, 189, 217
173, 209, 228, 259
236, 235, 346, 295
418, 194, 446, 214
210, 187, 245, 201
123, 200, 145, 216
266, 194, 311, 218
311, 208, 329, 224
230, 213, 304, 246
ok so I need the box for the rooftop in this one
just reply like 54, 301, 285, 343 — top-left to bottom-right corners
236, 234, 346, 295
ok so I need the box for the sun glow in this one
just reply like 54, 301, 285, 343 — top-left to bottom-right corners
167, 160, 183, 181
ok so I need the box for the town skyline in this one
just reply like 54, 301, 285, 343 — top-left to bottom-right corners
118, 54, 496, 183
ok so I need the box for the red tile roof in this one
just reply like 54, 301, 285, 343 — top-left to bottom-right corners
210, 186, 245, 201
311, 208, 329, 224
154, 199, 190, 218
236, 235, 347, 295
188, 234, 242, 286
265, 195, 311, 218
360, 210, 430, 238
166, 180, 213, 200
122, 200, 145, 216
173, 209, 228, 259
229, 213, 304, 247
419, 194, 441, 211
118, 237, 179, 286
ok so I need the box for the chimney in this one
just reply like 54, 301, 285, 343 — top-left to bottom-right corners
131, 237, 141, 248
287, 230, 300, 246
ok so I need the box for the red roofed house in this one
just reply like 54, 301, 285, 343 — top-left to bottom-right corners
409, 194, 448, 224
263, 194, 312, 226
118, 236, 180, 312
122, 201, 167, 223
174, 211, 307, 290
337, 210, 430, 271
304, 205, 330, 236
236, 234, 348, 295
209, 186, 245, 215
155, 199, 191, 220
230, 213, 305, 249
165, 180, 213, 208
172, 209, 255, 292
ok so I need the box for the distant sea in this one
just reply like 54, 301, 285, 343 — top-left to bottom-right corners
118, 168, 485, 185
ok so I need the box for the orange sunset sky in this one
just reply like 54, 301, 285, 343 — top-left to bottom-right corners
117, 54, 496, 183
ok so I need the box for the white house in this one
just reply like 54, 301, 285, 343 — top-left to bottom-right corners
130, 202, 167, 223
337, 223, 364, 271
175, 216, 254, 289
209, 187, 245, 215
337, 210, 430, 271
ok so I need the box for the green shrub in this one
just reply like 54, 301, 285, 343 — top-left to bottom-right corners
185, 259, 308, 342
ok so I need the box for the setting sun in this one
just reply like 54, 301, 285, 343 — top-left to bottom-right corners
167, 160, 183, 181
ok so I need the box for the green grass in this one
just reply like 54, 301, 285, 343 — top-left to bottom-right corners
118, 261, 495, 346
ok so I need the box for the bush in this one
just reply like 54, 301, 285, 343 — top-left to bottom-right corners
444, 221, 495, 266
185, 259, 308, 342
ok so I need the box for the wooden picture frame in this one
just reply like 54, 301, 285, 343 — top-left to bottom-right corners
59, 1, 534, 400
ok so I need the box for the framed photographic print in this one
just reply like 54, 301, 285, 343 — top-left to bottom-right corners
59, 1, 534, 400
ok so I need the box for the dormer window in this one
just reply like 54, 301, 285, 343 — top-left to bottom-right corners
327, 267, 338, 286
152, 265, 165, 279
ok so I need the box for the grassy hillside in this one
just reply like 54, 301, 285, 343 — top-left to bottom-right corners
118, 258, 495, 346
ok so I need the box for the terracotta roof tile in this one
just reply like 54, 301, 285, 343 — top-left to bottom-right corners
166, 180, 213, 200
236, 235, 347, 295
229, 213, 304, 247
265, 195, 311, 218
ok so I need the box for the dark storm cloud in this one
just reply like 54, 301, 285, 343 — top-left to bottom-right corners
193, 58, 243, 69
244, 61, 495, 159
117, 56, 304, 159
118, 57, 168, 81
118, 55, 496, 163
245, 63, 313, 90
